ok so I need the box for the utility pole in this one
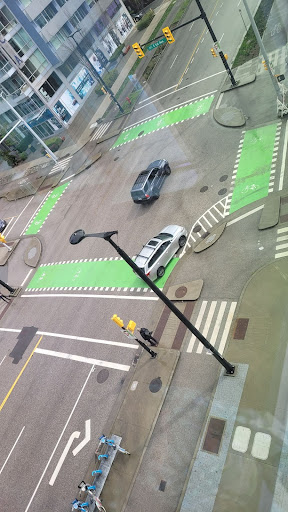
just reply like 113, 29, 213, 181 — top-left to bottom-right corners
195, 0, 237, 87
241, 0, 288, 116
68, 30, 124, 114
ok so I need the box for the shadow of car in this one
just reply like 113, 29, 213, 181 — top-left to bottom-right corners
131, 159, 171, 204
134, 225, 187, 281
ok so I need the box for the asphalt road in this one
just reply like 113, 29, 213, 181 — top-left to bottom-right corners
0, 1, 288, 511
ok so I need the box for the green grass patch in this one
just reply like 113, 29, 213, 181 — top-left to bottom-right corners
136, 9, 155, 31
232, 0, 274, 68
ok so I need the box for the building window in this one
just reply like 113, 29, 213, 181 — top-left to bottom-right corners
106, 0, 121, 19
34, 2, 58, 29
0, 6, 17, 36
0, 53, 13, 78
70, 3, 89, 28
9, 28, 34, 57
21, 50, 48, 82
1, 75, 25, 95
55, 0, 68, 6
62, 21, 74, 36
18, 0, 32, 6
50, 29, 67, 50
40, 71, 62, 99
58, 53, 79, 78
93, 14, 109, 36
86, 0, 98, 7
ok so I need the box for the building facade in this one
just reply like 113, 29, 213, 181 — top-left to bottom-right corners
0, 0, 134, 142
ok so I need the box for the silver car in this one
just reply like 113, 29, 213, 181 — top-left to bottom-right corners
135, 225, 187, 281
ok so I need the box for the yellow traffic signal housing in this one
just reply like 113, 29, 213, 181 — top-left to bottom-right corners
211, 48, 217, 57
111, 314, 124, 328
132, 42, 145, 58
126, 320, 136, 334
162, 26, 175, 44
0, 234, 6, 243
262, 60, 268, 70
224, 54, 228, 60
101, 86, 107, 94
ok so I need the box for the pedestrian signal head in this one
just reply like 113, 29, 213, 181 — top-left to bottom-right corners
111, 314, 124, 327
162, 26, 175, 44
210, 48, 217, 57
132, 42, 145, 58
224, 54, 228, 60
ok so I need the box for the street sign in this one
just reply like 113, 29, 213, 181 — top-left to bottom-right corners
147, 37, 167, 51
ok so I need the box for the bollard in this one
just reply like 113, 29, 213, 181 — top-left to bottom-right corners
98, 453, 108, 461
92, 469, 102, 476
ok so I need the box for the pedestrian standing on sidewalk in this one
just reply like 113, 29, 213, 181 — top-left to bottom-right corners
137, 327, 158, 346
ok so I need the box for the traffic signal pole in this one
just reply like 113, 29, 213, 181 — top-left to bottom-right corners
70, 230, 235, 375
195, 0, 237, 87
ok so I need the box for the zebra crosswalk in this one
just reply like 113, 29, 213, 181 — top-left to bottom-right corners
48, 155, 73, 175
185, 300, 237, 355
90, 121, 112, 141
275, 225, 288, 259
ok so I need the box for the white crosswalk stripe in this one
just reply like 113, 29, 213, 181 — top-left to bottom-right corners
186, 300, 237, 355
90, 121, 113, 141
275, 225, 288, 259
48, 155, 73, 175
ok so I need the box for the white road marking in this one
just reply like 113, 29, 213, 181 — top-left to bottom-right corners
0, 426, 25, 475
21, 293, 158, 300
4, 196, 34, 237
277, 235, 288, 242
219, 32, 224, 43
277, 226, 288, 233
218, 302, 237, 355
0, 355, 6, 366
49, 430, 80, 486
25, 366, 94, 511
279, 119, 288, 190
35, 347, 130, 371
196, 301, 217, 353
139, 83, 178, 104
170, 54, 178, 69
215, 92, 223, 109
60, 173, 76, 182
226, 205, 264, 226
72, 419, 91, 456
20, 190, 51, 236
187, 301, 208, 353
0, 327, 139, 348
130, 91, 217, 125
20, 269, 33, 287
207, 301, 227, 348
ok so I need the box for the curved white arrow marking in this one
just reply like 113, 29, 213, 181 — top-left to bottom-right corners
49, 431, 80, 486
73, 419, 91, 456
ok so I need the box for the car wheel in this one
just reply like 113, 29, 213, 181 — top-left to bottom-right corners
154, 195, 159, 200
157, 266, 165, 278
179, 235, 187, 247
164, 165, 171, 175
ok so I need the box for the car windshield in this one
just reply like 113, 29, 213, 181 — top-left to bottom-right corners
156, 233, 174, 241
146, 239, 159, 247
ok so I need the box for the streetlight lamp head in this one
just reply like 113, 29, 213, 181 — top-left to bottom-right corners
69, 229, 86, 245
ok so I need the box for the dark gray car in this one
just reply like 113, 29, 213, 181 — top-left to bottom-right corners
131, 159, 171, 204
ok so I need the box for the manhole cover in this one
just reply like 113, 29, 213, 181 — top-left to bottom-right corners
114, 157, 119, 161
219, 175, 228, 182
149, 377, 162, 393
193, 225, 202, 233
97, 369, 109, 383
138, 130, 144, 137
175, 286, 187, 298
218, 188, 227, 196
200, 186, 208, 193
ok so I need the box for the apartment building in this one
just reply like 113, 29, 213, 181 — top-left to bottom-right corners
0, 0, 134, 142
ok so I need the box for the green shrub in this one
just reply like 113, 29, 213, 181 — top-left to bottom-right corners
16, 133, 33, 153
41, 136, 63, 154
95, 69, 119, 96
136, 9, 155, 31
109, 44, 125, 62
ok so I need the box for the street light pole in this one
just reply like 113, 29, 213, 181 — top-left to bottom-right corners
68, 30, 124, 114
70, 229, 235, 375
195, 0, 237, 87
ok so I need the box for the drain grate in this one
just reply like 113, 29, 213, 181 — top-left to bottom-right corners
233, 318, 249, 340
202, 417, 226, 454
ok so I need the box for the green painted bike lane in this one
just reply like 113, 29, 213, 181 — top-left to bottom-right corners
112, 95, 214, 149
26, 258, 179, 290
229, 124, 278, 214
25, 182, 70, 235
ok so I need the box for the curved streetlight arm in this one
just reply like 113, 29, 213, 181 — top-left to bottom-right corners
69, 229, 235, 375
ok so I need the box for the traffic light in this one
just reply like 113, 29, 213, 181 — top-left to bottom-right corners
132, 42, 145, 59
111, 314, 124, 328
0, 234, 7, 243
126, 320, 136, 334
262, 60, 268, 70
224, 54, 228, 60
101, 86, 107, 94
211, 48, 217, 57
162, 26, 175, 44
